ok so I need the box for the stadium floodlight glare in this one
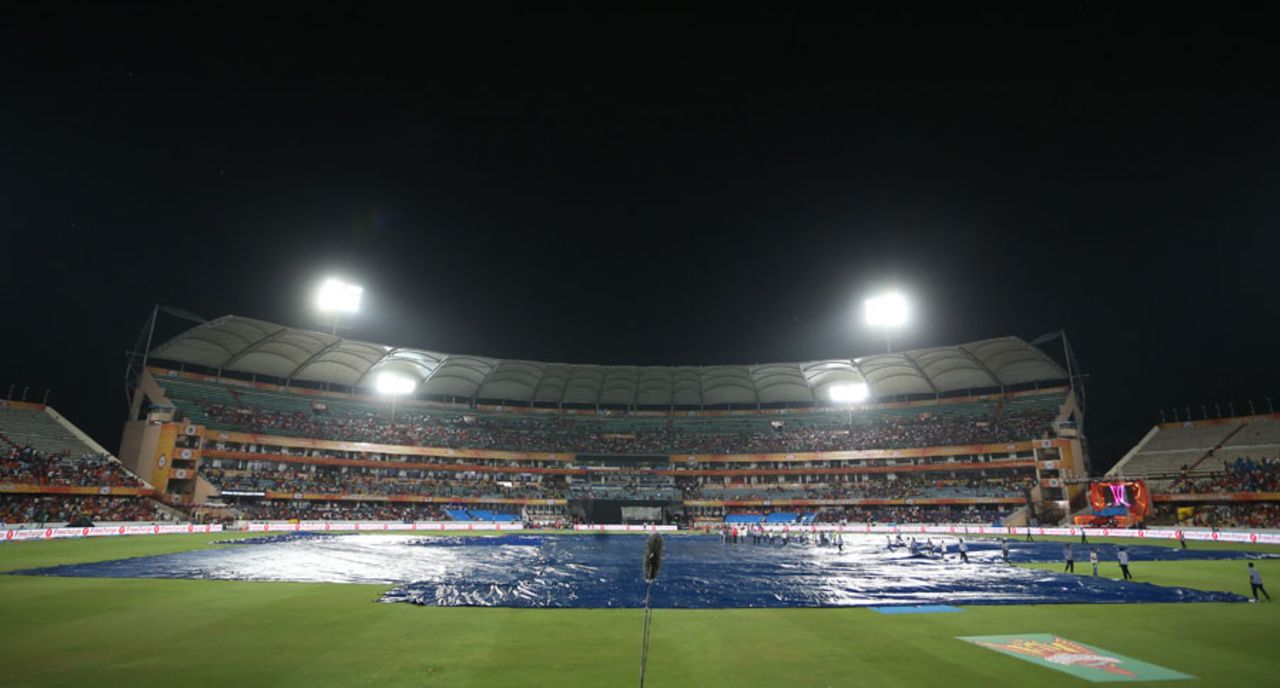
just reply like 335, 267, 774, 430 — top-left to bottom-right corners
828, 382, 869, 404
317, 278, 363, 314
864, 292, 909, 328
375, 371, 416, 396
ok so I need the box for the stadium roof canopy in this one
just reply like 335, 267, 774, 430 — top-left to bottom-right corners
149, 315, 1068, 406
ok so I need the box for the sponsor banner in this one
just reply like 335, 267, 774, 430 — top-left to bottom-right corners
259, 491, 565, 506
670, 460, 1037, 476
3, 523, 221, 542
671, 445, 1050, 464
203, 449, 585, 476
960, 634, 1193, 682
572, 524, 679, 532
241, 521, 523, 532
201, 429, 572, 463
684, 497, 1023, 508
1154, 492, 1280, 503
0, 484, 155, 496
733, 523, 1280, 544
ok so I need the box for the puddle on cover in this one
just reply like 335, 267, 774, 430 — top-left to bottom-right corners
13, 533, 1260, 608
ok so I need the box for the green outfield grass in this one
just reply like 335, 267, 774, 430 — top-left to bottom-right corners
1, 533, 1278, 688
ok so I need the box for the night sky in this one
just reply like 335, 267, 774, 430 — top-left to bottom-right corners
3, 3, 1277, 470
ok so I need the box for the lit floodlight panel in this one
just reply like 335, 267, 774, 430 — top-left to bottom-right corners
864, 292, 908, 327
828, 382, 869, 403
375, 371, 416, 396
317, 278, 363, 314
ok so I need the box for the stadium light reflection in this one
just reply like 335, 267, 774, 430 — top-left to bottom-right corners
828, 382, 869, 404
375, 371, 416, 396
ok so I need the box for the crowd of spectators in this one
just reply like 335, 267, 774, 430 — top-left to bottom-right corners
1166, 456, 1280, 494
195, 401, 1055, 455
1166, 503, 1280, 529
1, 446, 144, 488
690, 475, 1034, 502
707, 504, 1011, 526
815, 504, 1012, 525
203, 464, 562, 499
0, 494, 165, 525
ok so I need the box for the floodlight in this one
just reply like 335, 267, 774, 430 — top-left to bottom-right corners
316, 278, 363, 314
828, 382, 869, 404
375, 371, 416, 396
864, 292, 908, 328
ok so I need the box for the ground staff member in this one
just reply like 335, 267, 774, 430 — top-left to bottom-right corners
1249, 563, 1270, 601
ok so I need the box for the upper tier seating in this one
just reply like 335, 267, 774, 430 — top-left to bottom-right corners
1115, 417, 1278, 478
0, 405, 100, 457
156, 375, 1063, 455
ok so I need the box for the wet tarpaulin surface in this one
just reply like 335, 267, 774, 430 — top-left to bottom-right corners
12, 534, 1257, 608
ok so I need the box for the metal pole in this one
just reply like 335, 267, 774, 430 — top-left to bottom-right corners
42, 389, 51, 404
140, 304, 159, 374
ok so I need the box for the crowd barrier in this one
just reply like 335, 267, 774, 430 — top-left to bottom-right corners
3, 523, 222, 542
743, 522, 1280, 544
240, 521, 524, 533
573, 524, 679, 532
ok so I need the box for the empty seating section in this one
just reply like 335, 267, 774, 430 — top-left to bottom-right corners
724, 513, 763, 524
1115, 422, 1243, 477
0, 405, 98, 457
1143, 423, 1242, 452
1222, 419, 1280, 448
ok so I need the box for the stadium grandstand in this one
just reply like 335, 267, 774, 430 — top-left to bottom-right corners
0, 401, 173, 526
1106, 414, 1280, 529
115, 315, 1089, 527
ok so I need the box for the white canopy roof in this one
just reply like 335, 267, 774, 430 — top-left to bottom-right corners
149, 315, 1067, 405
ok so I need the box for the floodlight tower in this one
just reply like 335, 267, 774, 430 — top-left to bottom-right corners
316, 278, 363, 336
864, 291, 909, 353
375, 371, 416, 423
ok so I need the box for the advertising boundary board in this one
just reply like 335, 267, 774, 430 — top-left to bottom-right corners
3, 523, 222, 542
572, 524, 679, 532
734, 523, 1280, 545
241, 521, 523, 533
5, 521, 1276, 544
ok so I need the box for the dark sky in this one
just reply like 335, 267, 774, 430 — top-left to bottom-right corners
2, 3, 1277, 470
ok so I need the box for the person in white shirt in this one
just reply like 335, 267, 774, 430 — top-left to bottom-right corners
1001, 539, 1010, 562
1117, 547, 1132, 580
958, 538, 969, 564
1089, 548, 1099, 576
1248, 563, 1270, 601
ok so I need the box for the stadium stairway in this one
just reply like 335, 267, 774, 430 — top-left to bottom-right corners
1184, 423, 1249, 473
0, 428, 19, 450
